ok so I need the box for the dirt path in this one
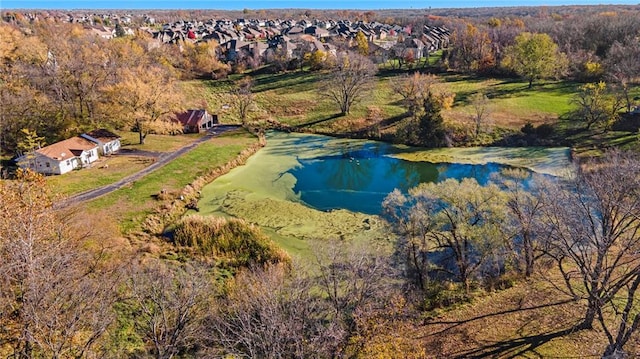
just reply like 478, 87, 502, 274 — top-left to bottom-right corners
57, 125, 242, 207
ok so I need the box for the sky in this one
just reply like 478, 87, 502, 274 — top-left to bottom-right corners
1, 0, 639, 10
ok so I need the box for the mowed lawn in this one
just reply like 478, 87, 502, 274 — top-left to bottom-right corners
46, 155, 154, 197
46, 132, 205, 197
81, 129, 258, 234
119, 131, 205, 152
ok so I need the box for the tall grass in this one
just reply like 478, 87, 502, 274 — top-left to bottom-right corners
174, 215, 290, 269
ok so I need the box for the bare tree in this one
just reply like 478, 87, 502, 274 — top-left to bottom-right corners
125, 260, 213, 359
540, 151, 640, 356
321, 51, 377, 115
390, 72, 440, 118
231, 76, 255, 124
605, 39, 640, 113
0, 170, 117, 359
313, 240, 396, 321
499, 168, 546, 278
470, 91, 490, 139
208, 264, 332, 359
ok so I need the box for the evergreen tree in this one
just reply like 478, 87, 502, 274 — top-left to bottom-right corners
114, 23, 126, 37
417, 92, 447, 147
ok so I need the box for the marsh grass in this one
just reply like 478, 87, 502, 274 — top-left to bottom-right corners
173, 215, 290, 269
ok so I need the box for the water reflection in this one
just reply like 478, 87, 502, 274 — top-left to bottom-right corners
289, 141, 532, 215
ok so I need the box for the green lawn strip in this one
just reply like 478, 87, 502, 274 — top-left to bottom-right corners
119, 132, 204, 152
46, 155, 154, 197
86, 131, 256, 234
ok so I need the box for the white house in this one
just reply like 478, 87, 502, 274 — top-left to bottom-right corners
81, 129, 121, 155
18, 136, 99, 175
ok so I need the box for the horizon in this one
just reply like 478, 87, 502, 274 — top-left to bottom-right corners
2, 0, 639, 10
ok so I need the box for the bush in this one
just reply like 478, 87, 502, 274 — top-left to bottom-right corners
521, 122, 554, 138
535, 123, 554, 138
421, 281, 471, 311
521, 122, 535, 135
173, 215, 290, 269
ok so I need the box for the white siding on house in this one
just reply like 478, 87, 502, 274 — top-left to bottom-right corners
20, 153, 77, 175
103, 139, 121, 155
80, 148, 99, 166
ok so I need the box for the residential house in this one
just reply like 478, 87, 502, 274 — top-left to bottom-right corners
17, 136, 99, 175
81, 129, 121, 155
175, 109, 217, 133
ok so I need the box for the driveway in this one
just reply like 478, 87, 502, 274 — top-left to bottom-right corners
57, 125, 242, 207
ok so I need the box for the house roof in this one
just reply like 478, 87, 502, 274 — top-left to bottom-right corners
85, 129, 120, 143
37, 136, 98, 161
176, 109, 208, 127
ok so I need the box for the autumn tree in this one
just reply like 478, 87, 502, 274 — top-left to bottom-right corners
105, 65, 184, 144
540, 151, 640, 356
355, 30, 369, 56
571, 81, 624, 130
502, 32, 567, 88
35, 23, 114, 128
383, 178, 508, 293
448, 22, 495, 73
0, 170, 117, 358
321, 51, 377, 115
0, 23, 49, 152
175, 40, 229, 79
303, 49, 328, 71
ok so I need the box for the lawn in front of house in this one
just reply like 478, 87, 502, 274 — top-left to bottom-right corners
46, 132, 206, 197
46, 155, 154, 197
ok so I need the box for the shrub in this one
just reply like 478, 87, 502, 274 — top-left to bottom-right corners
173, 215, 290, 269
535, 123, 554, 138
521, 122, 554, 138
521, 122, 535, 134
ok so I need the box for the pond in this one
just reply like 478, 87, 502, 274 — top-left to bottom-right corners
197, 131, 572, 243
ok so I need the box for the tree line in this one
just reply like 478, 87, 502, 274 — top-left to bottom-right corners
0, 21, 229, 154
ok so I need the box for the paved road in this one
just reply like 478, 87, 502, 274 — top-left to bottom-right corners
57, 125, 242, 208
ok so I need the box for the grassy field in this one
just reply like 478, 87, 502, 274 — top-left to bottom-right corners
77, 129, 258, 235
185, 68, 582, 139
